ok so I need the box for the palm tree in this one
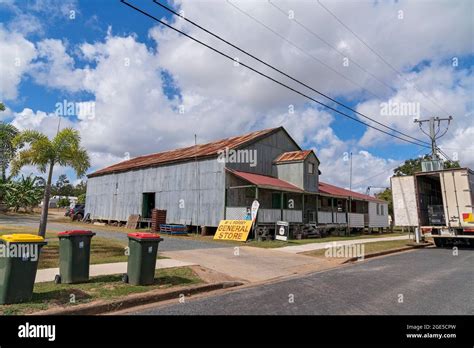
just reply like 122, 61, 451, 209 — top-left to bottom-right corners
11, 128, 90, 237
0, 122, 20, 181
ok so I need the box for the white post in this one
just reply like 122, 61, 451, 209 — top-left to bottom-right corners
415, 227, 420, 244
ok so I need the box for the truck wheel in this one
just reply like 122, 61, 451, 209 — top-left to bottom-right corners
434, 238, 445, 248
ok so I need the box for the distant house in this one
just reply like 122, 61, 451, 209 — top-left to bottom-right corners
41, 196, 77, 208
86, 127, 388, 233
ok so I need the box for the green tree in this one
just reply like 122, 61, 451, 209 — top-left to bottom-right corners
11, 128, 90, 237
3, 175, 43, 212
0, 103, 5, 111
77, 193, 86, 204
73, 180, 87, 197
53, 174, 74, 196
375, 188, 393, 217
0, 122, 21, 182
393, 154, 460, 176
57, 197, 71, 208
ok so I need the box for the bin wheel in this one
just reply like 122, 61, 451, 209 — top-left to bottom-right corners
122, 274, 128, 283
54, 274, 61, 284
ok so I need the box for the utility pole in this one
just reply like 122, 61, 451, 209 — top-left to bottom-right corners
194, 134, 200, 236
414, 116, 453, 159
348, 152, 353, 236
349, 152, 353, 191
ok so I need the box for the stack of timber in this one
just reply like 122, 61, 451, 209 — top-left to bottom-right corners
159, 224, 188, 235
151, 209, 167, 233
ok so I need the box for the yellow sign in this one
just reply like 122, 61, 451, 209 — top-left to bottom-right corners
214, 220, 253, 241
463, 213, 474, 223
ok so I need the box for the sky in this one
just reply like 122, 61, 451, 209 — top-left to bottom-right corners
0, 0, 473, 193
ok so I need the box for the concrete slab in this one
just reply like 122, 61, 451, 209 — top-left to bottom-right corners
35, 259, 196, 283
162, 246, 343, 283
277, 235, 411, 254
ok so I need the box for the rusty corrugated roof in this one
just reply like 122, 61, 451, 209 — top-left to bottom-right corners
227, 169, 304, 192
88, 127, 280, 177
319, 182, 386, 203
273, 150, 313, 163
228, 169, 387, 202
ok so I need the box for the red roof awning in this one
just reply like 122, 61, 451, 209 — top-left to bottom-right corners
318, 182, 386, 203
227, 169, 304, 193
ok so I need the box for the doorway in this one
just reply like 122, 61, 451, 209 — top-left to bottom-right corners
142, 192, 155, 219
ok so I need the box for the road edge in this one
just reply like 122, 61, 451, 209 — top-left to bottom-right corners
343, 242, 433, 263
29, 281, 243, 316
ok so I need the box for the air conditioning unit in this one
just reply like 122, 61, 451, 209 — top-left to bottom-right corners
421, 160, 444, 172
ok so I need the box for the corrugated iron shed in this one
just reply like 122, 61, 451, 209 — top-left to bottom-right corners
89, 127, 280, 178
228, 169, 387, 202
273, 150, 313, 163
319, 182, 386, 203
227, 169, 304, 193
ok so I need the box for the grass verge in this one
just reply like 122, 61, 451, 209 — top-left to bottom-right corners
302, 239, 412, 258
241, 233, 408, 249
0, 267, 201, 315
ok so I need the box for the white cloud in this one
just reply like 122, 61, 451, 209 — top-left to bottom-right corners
2, 0, 473, 186
0, 26, 37, 100
11, 108, 74, 139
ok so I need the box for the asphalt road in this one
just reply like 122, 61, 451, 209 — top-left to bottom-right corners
132, 248, 474, 315
0, 214, 229, 251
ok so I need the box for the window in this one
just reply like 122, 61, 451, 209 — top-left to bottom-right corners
272, 193, 288, 209
380, 204, 385, 215
308, 162, 315, 174
376, 203, 380, 215
272, 193, 282, 209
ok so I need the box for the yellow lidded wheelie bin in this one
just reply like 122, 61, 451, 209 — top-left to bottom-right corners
0, 234, 47, 304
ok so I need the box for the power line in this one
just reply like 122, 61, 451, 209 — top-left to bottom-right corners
226, 1, 384, 102
414, 116, 453, 159
317, 0, 453, 118
267, 0, 437, 117
151, 0, 431, 147
120, 0, 431, 148
350, 147, 428, 187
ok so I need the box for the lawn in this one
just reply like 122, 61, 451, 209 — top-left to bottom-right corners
302, 239, 412, 258
58, 219, 409, 248
0, 267, 202, 315
0, 225, 165, 269
239, 232, 409, 249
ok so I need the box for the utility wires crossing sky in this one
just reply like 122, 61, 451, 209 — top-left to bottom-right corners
121, 0, 441, 150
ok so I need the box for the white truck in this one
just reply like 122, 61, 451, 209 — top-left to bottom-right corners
391, 167, 474, 247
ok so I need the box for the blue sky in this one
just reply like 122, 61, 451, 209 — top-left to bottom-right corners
0, 0, 472, 191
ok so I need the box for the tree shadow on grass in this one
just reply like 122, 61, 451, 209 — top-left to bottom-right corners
152, 275, 195, 286
32, 288, 92, 305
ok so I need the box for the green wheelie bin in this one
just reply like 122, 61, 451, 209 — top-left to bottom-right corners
55, 230, 96, 284
0, 234, 47, 304
124, 233, 163, 285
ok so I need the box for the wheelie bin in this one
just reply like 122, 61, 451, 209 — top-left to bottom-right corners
0, 234, 47, 304
124, 233, 163, 285
55, 230, 96, 284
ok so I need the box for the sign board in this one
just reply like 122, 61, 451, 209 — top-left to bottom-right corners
275, 221, 289, 241
251, 200, 260, 223
214, 220, 253, 241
